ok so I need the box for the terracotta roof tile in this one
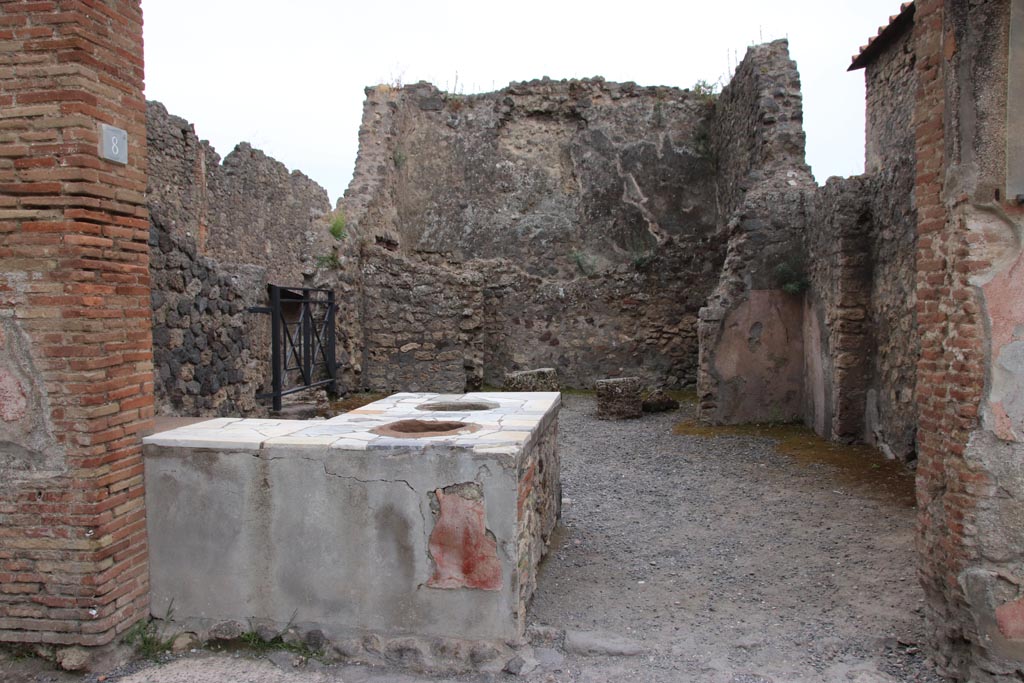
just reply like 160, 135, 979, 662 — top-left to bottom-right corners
848, 2, 915, 71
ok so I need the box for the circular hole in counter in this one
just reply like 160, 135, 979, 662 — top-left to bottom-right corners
371, 419, 482, 439
416, 401, 498, 412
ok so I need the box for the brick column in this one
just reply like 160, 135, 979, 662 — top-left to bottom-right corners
914, 0, 1024, 680
912, 0, 969, 673
0, 0, 150, 647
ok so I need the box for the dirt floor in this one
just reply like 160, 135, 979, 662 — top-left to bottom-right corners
1, 393, 948, 683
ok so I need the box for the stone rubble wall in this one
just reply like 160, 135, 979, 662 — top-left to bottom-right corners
341, 77, 724, 389
700, 34, 920, 459
475, 253, 711, 389
862, 22, 920, 461
799, 11, 917, 459
697, 40, 817, 424
147, 101, 333, 288
515, 415, 560, 629
803, 177, 874, 442
149, 224, 269, 417
353, 248, 484, 394
148, 101, 487, 408
712, 40, 814, 221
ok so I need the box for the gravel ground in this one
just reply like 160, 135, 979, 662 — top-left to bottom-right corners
523, 393, 946, 682
2, 394, 949, 683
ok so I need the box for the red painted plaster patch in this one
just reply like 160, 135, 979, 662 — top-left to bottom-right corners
991, 401, 1019, 442
0, 368, 27, 422
427, 488, 502, 591
996, 597, 1024, 640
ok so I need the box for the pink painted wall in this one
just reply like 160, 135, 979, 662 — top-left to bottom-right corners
710, 290, 805, 424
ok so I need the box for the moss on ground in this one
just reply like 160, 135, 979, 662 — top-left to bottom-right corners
674, 418, 916, 507
327, 392, 389, 414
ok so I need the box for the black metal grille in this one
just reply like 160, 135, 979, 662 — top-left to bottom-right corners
250, 285, 337, 412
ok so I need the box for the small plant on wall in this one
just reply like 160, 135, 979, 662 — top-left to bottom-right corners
572, 250, 596, 276
774, 259, 809, 295
328, 210, 347, 241
316, 253, 342, 269
692, 79, 720, 102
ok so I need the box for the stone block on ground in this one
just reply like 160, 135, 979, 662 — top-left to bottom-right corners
595, 377, 643, 420
504, 368, 559, 392
642, 388, 680, 413
56, 646, 91, 672
171, 632, 200, 654
563, 630, 645, 656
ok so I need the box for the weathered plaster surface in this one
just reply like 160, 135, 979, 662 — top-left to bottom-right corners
0, 316, 64, 483
428, 485, 502, 591
143, 393, 559, 642
970, 205, 1024, 443
710, 290, 805, 423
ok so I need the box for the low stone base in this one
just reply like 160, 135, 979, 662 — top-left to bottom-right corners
504, 368, 559, 392
595, 377, 643, 420
141, 620, 644, 676
144, 393, 561, 645
157, 618, 520, 675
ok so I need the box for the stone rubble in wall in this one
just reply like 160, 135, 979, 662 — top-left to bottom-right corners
149, 226, 269, 417
337, 73, 722, 390
165, 617, 645, 678
696, 41, 817, 422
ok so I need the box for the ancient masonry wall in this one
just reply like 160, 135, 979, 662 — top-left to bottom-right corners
146, 101, 334, 415
146, 101, 332, 287
0, 0, 151, 647
912, 0, 1024, 680
475, 252, 710, 389
863, 17, 920, 461
798, 19, 919, 458
149, 227, 268, 417
697, 40, 816, 424
803, 177, 874, 443
353, 249, 485, 394
341, 77, 724, 388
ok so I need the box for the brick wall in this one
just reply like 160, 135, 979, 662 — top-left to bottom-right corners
913, 0, 1024, 679
0, 0, 150, 647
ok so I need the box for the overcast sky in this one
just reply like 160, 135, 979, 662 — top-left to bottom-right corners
142, 1, 902, 205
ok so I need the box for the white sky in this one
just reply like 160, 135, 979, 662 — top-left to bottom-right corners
142, 1, 902, 205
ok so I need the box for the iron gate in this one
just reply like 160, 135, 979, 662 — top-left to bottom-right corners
250, 285, 337, 411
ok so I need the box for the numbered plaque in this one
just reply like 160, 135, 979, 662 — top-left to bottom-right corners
99, 123, 128, 165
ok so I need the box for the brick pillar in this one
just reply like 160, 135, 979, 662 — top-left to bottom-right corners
0, 0, 150, 647
912, 0, 967, 672
915, 0, 1024, 680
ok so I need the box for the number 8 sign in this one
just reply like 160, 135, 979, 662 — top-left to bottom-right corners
99, 123, 128, 164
